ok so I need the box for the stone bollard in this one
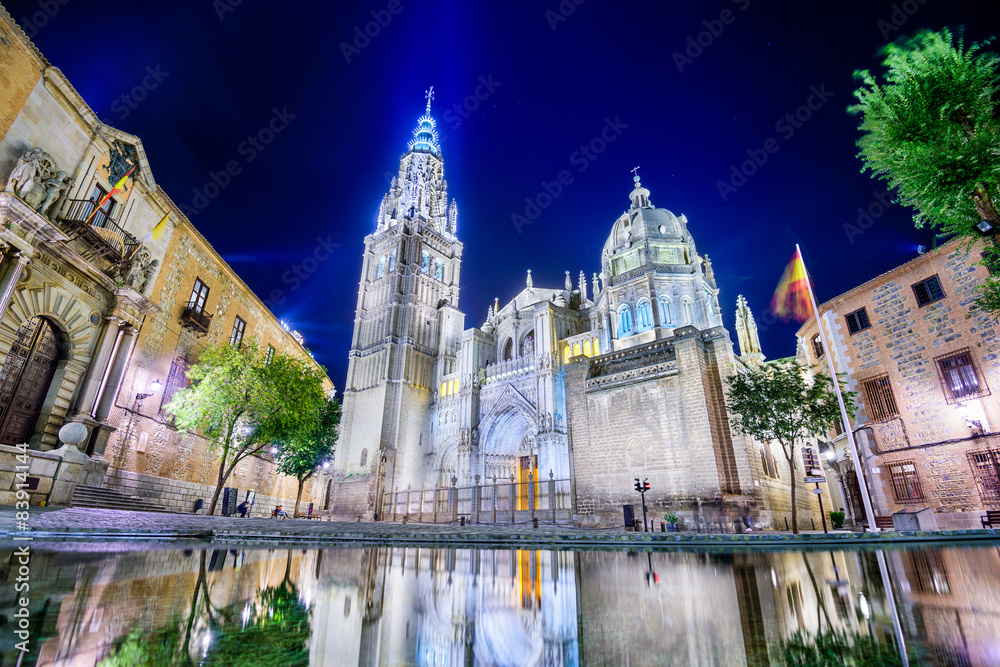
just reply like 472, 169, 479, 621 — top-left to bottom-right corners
533, 517, 539, 529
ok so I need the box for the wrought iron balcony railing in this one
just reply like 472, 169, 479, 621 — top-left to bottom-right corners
181, 306, 213, 335
60, 198, 140, 263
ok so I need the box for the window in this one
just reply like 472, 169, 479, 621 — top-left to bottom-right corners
936, 349, 987, 403
888, 460, 924, 502
187, 278, 209, 313
592, 336, 599, 355
264, 344, 275, 364
912, 275, 945, 307
682, 299, 693, 325
420, 250, 430, 274
583, 340, 592, 357
83, 184, 116, 228
230, 316, 246, 347
376, 256, 386, 279
967, 449, 1000, 504
618, 305, 633, 336
861, 374, 899, 422
562, 345, 570, 365
434, 259, 444, 281
159, 353, 190, 414
573, 342, 582, 357
636, 299, 653, 330
658, 297, 673, 326
845, 307, 870, 334
811, 334, 823, 358
360, 448, 368, 468
388, 249, 396, 272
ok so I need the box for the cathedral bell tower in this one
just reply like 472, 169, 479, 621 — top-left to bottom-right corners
335, 89, 465, 515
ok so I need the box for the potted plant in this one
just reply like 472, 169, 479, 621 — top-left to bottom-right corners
829, 511, 845, 529
664, 512, 679, 532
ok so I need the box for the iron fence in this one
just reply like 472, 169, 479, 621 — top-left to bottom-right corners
383, 473, 573, 524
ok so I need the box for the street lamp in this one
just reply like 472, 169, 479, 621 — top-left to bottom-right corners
135, 378, 162, 407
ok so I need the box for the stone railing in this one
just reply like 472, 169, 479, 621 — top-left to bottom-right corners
483, 355, 535, 385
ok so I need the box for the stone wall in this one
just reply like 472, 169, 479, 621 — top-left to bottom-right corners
0, 9, 43, 162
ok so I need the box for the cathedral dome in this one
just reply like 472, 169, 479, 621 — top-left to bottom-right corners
601, 176, 687, 257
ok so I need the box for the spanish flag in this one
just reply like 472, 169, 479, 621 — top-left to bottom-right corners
771, 247, 813, 322
94, 167, 134, 213
140, 213, 169, 243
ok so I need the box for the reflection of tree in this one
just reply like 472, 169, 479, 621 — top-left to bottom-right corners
756, 629, 908, 666
202, 551, 311, 666
98, 550, 310, 667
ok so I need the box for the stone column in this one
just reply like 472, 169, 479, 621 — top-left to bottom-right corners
73, 318, 125, 418
94, 325, 137, 422
0, 251, 31, 317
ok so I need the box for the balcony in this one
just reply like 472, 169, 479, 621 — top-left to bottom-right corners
181, 306, 213, 335
60, 198, 140, 263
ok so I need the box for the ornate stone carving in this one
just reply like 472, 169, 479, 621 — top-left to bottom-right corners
5, 148, 44, 198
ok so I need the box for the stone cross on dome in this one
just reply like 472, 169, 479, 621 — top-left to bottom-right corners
425, 86, 435, 115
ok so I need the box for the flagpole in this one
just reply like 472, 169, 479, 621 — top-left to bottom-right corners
797, 244, 880, 533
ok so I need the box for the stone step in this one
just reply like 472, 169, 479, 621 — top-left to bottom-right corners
70, 484, 173, 513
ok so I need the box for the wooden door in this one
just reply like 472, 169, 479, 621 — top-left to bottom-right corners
0, 317, 61, 446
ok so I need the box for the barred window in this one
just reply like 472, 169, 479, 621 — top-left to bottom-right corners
264, 344, 275, 365
888, 460, 924, 502
936, 349, 987, 403
159, 353, 190, 414
845, 307, 870, 335
967, 449, 1000, 504
811, 334, 823, 358
912, 275, 945, 307
861, 374, 899, 422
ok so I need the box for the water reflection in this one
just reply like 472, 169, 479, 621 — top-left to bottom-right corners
1, 541, 999, 665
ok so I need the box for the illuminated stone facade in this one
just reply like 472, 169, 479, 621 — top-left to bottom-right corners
325, 102, 818, 529
0, 9, 330, 513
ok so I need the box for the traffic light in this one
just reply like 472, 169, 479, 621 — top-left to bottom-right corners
643, 479, 650, 491
634, 478, 642, 493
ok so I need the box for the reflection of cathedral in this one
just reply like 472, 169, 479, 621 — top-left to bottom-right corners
326, 95, 806, 527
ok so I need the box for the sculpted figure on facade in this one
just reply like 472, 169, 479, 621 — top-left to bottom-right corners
37, 171, 72, 217
5, 147, 43, 198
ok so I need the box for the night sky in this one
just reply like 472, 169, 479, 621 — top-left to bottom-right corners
6, 0, 999, 392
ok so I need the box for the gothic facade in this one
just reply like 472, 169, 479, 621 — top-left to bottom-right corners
324, 100, 819, 528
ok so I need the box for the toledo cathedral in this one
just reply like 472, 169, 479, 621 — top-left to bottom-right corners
323, 95, 812, 529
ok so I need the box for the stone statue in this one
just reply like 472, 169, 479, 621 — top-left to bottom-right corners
5, 148, 43, 198
125, 248, 151, 289
735, 294, 765, 368
36, 171, 70, 217
137, 258, 160, 294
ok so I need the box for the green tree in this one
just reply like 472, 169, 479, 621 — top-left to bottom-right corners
850, 27, 1000, 311
275, 395, 341, 518
166, 340, 326, 514
725, 361, 856, 533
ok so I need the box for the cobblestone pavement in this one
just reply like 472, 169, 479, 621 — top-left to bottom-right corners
1, 507, 998, 548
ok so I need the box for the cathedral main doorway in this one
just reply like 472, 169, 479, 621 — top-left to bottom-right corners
518, 454, 538, 510
0, 317, 62, 446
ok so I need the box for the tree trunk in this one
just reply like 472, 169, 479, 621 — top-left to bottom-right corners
208, 458, 226, 515
294, 477, 304, 518
789, 462, 798, 534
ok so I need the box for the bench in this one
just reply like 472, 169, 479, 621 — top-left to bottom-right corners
982, 510, 1000, 529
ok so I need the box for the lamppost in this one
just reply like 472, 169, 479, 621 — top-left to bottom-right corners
634, 477, 650, 532
134, 378, 163, 409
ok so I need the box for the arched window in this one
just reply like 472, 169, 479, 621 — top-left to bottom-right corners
658, 296, 673, 326
592, 336, 600, 355
433, 259, 444, 281
360, 448, 368, 468
440, 381, 447, 396
682, 299, 693, 325
618, 305, 634, 336
502, 338, 513, 361
583, 340, 592, 357
573, 342, 582, 357
376, 256, 385, 279
521, 332, 535, 357
388, 249, 396, 272
637, 299, 653, 330
420, 250, 431, 274
562, 344, 570, 365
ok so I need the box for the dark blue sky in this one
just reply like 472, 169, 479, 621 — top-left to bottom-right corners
6, 0, 998, 391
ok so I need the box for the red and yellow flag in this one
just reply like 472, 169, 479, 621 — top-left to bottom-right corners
771, 247, 813, 322
93, 167, 134, 214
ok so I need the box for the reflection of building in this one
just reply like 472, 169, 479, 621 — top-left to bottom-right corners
0, 10, 330, 513
797, 238, 1000, 528
323, 96, 817, 529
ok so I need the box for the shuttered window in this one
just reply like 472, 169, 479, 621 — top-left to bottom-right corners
912, 275, 945, 307
845, 308, 870, 334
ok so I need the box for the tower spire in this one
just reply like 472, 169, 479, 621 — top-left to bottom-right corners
408, 87, 441, 155
425, 86, 435, 115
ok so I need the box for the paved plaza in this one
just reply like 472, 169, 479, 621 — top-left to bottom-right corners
1, 507, 998, 549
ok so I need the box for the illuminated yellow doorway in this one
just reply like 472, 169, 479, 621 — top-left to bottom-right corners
518, 455, 538, 510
